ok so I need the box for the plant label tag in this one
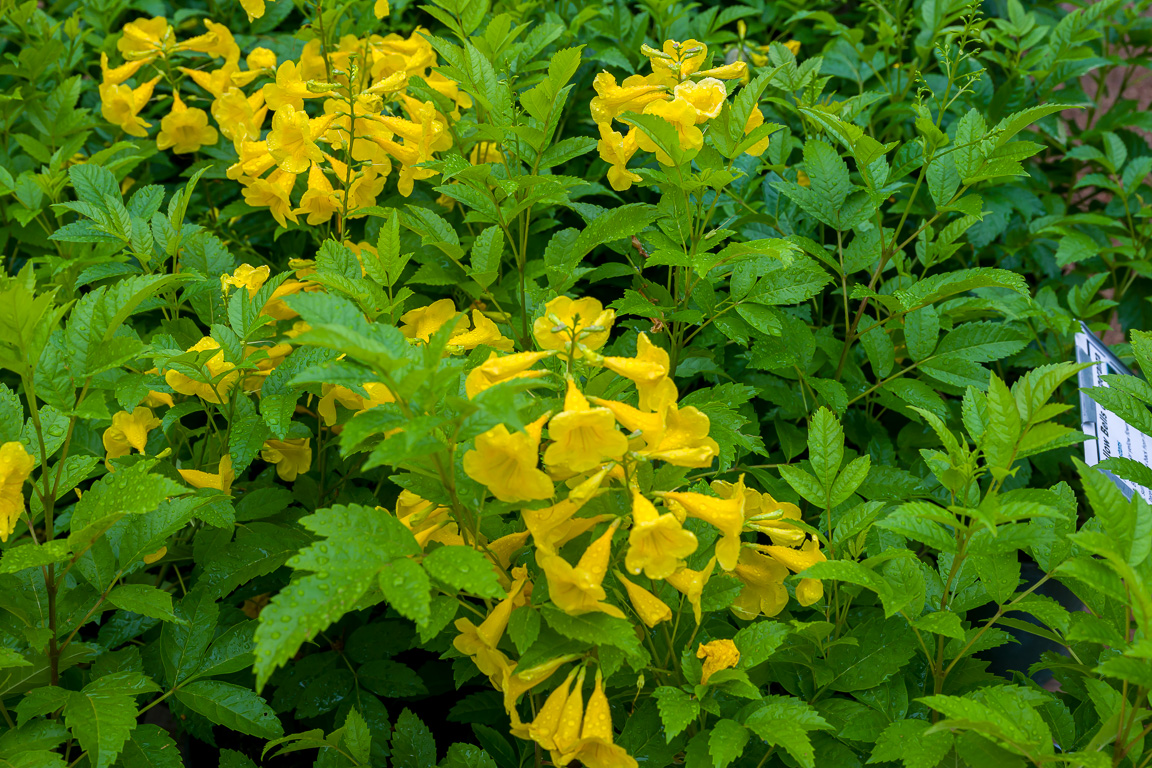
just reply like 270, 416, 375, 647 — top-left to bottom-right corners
1075, 323, 1152, 503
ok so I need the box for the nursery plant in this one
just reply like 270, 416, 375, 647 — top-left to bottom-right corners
0, 0, 1150, 767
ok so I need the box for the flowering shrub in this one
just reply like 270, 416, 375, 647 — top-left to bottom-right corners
1, 1, 1151, 767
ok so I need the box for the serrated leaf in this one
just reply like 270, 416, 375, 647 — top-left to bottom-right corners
173, 680, 282, 739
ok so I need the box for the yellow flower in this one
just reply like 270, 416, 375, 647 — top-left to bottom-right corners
544, 379, 628, 473
212, 89, 268, 146
596, 124, 641, 192
731, 547, 789, 619
759, 539, 825, 574
713, 479, 805, 545
392, 491, 459, 549
263, 60, 318, 111
453, 576, 526, 684
142, 390, 174, 409
697, 639, 740, 685
164, 337, 239, 404
533, 296, 615, 358
465, 350, 552, 399
556, 670, 638, 768
99, 76, 160, 137
665, 556, 715, 624
626, 490, 698, 579
296, 165, 340, 225
743, 107, 771, 157
643, 39, 707, 86
267, 104, 329, 174
797, 169, 811, 188
374, 0, 390, 17
260, 438, 312, 482
103, 407, 161, 461
448, 310, 514, 353
180, 63, 240, 98
239, 0, 266, 21
247, 47, 277, 71
399, 299, 467, 342
118, 17, 174, 62
796, 577, 824, 606
522, 468, 611, 551
537, 520, 624, 618
463, 415, 554, 503
617, 573, 672, 628
99, 53, 148, 86
696, 61, 748, 80
673, 78, 726, 123
179, 19, 240, 62
156, 94, 218, 154
221, 263, 270, 297
528, 668, 582, 753
785, 40, 801, 56
178, 455, 234, 495
589, 72, 669, 126
601, 332, 676, 411
636, 98, 703, 163
593, 396, 719, 468
227, 139, 277, 181
0, 442, 35, 543
503, 655, 579, 738
661, 481, 746, 571
241, 170, 298, 228
316, 382, 394, 425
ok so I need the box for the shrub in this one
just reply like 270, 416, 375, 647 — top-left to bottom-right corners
0, 0, 1150, 767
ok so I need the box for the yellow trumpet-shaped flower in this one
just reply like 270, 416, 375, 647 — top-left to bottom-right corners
730, 547, 789, 620
636, 98, 703, 163
537, 520, 624, 618
758, 539, 825, 603
0, 442, 35, 543
118, 16, 174, 62
696, 61, 748, 80
601, 332, 676, 411
156, 93, 218, 154
556, 670, 638, 768
697, 639, 740, 685
103, 407, 161, 462
164, 337, 239, 404
267, 104, 330, 174
661, 480, 747, 571
448, 310, 514, 353
522, 467, 612, 551
673, 78, 727, 124
220, 263, 270, 297
713, 479, 805, 545
453, 576, 526, 683
399, 299, 467, 342
179, 19, 240, 62
544, 379, 628, 473
616, 573, 672, 628
596, 124, 642, 192
589, 72, 669, 126
260, 438, 312, 482
316, 382, 394, 426
465, 350, 553, 399
665, 556, 716, 625
528, 668, 583, 753
178, 455, 234, 495
533, 296, 615, 358
463, 415, 554, 503
625, 491, 697, 580
743, 107, 771, 157
263, 61, 318, 111
99, 53, 148, 86
239, 0, 266, 21
295, 166, 340, 225
503, 655, 579, 738
795, 577, 824, 607
392, 491, 460, 549
593, 396, 719, 469
240, 170, 298, 228
643, 39, 707, 86
99, 76, 161, 138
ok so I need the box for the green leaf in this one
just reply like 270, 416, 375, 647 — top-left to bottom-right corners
508, 606, 541, 656
869, 719, 954, 768
468, 226, 502, 289
913, 611, 965, 640
391, 709, 436, 768
422, 545, 503, 598
540, 606, 645, 661
64, 676, 157, 768
116, 724, 182, 768
743, 696, 829, 768
106, 585, 181, 624
652, 687, 700, 742
708, 719, 748, 768
379, 558, 432, 626
0, 541, 71, 574
734, 621, 789, 669
808, 407, 844, 490
824, 617, 917, 692
173, 680, 283, 740
895, 268, 1028, 310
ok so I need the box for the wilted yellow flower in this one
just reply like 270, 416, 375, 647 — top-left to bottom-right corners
697, 639, 740, 685
617, 573, 672, 627
463, 415, 553, 502
533, 296, 615, 358
637, 98, 703, 163
100, 76, 160, 138
156, 94, 218, 154
465, 350, 552, 399
661, 481, 746, 571
103, 407, 161, 461
179, 455, 234, 495
596, 124, 642, 192
537, 520, 624, 618
0, 442, 35, 543
665, 556, 715, 624
544, 379, 628, 473
673, 78, 726, 123
625, 491, 697, 580
589, 72, 668, 126
221, 263, 270, 297
260, 438, 312, 481
165, 337, 239, 404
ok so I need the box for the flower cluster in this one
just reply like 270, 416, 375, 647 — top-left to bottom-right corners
100, 14, 470, 227
591, 39, 772, 190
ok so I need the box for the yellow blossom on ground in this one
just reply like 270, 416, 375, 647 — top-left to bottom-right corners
533, 296, 615, 357
156, 94, 218, 154
544, 379, 628, 473
625, 491, 697, 580
617, 573, 672, 627
178, 455, 234, 495
103, 407, 161, 462
463, 415, 553, 502
697, 639, 740, 685
260, 438, 312, 481
0, 442, 35, 543
537, 520, 624, 618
